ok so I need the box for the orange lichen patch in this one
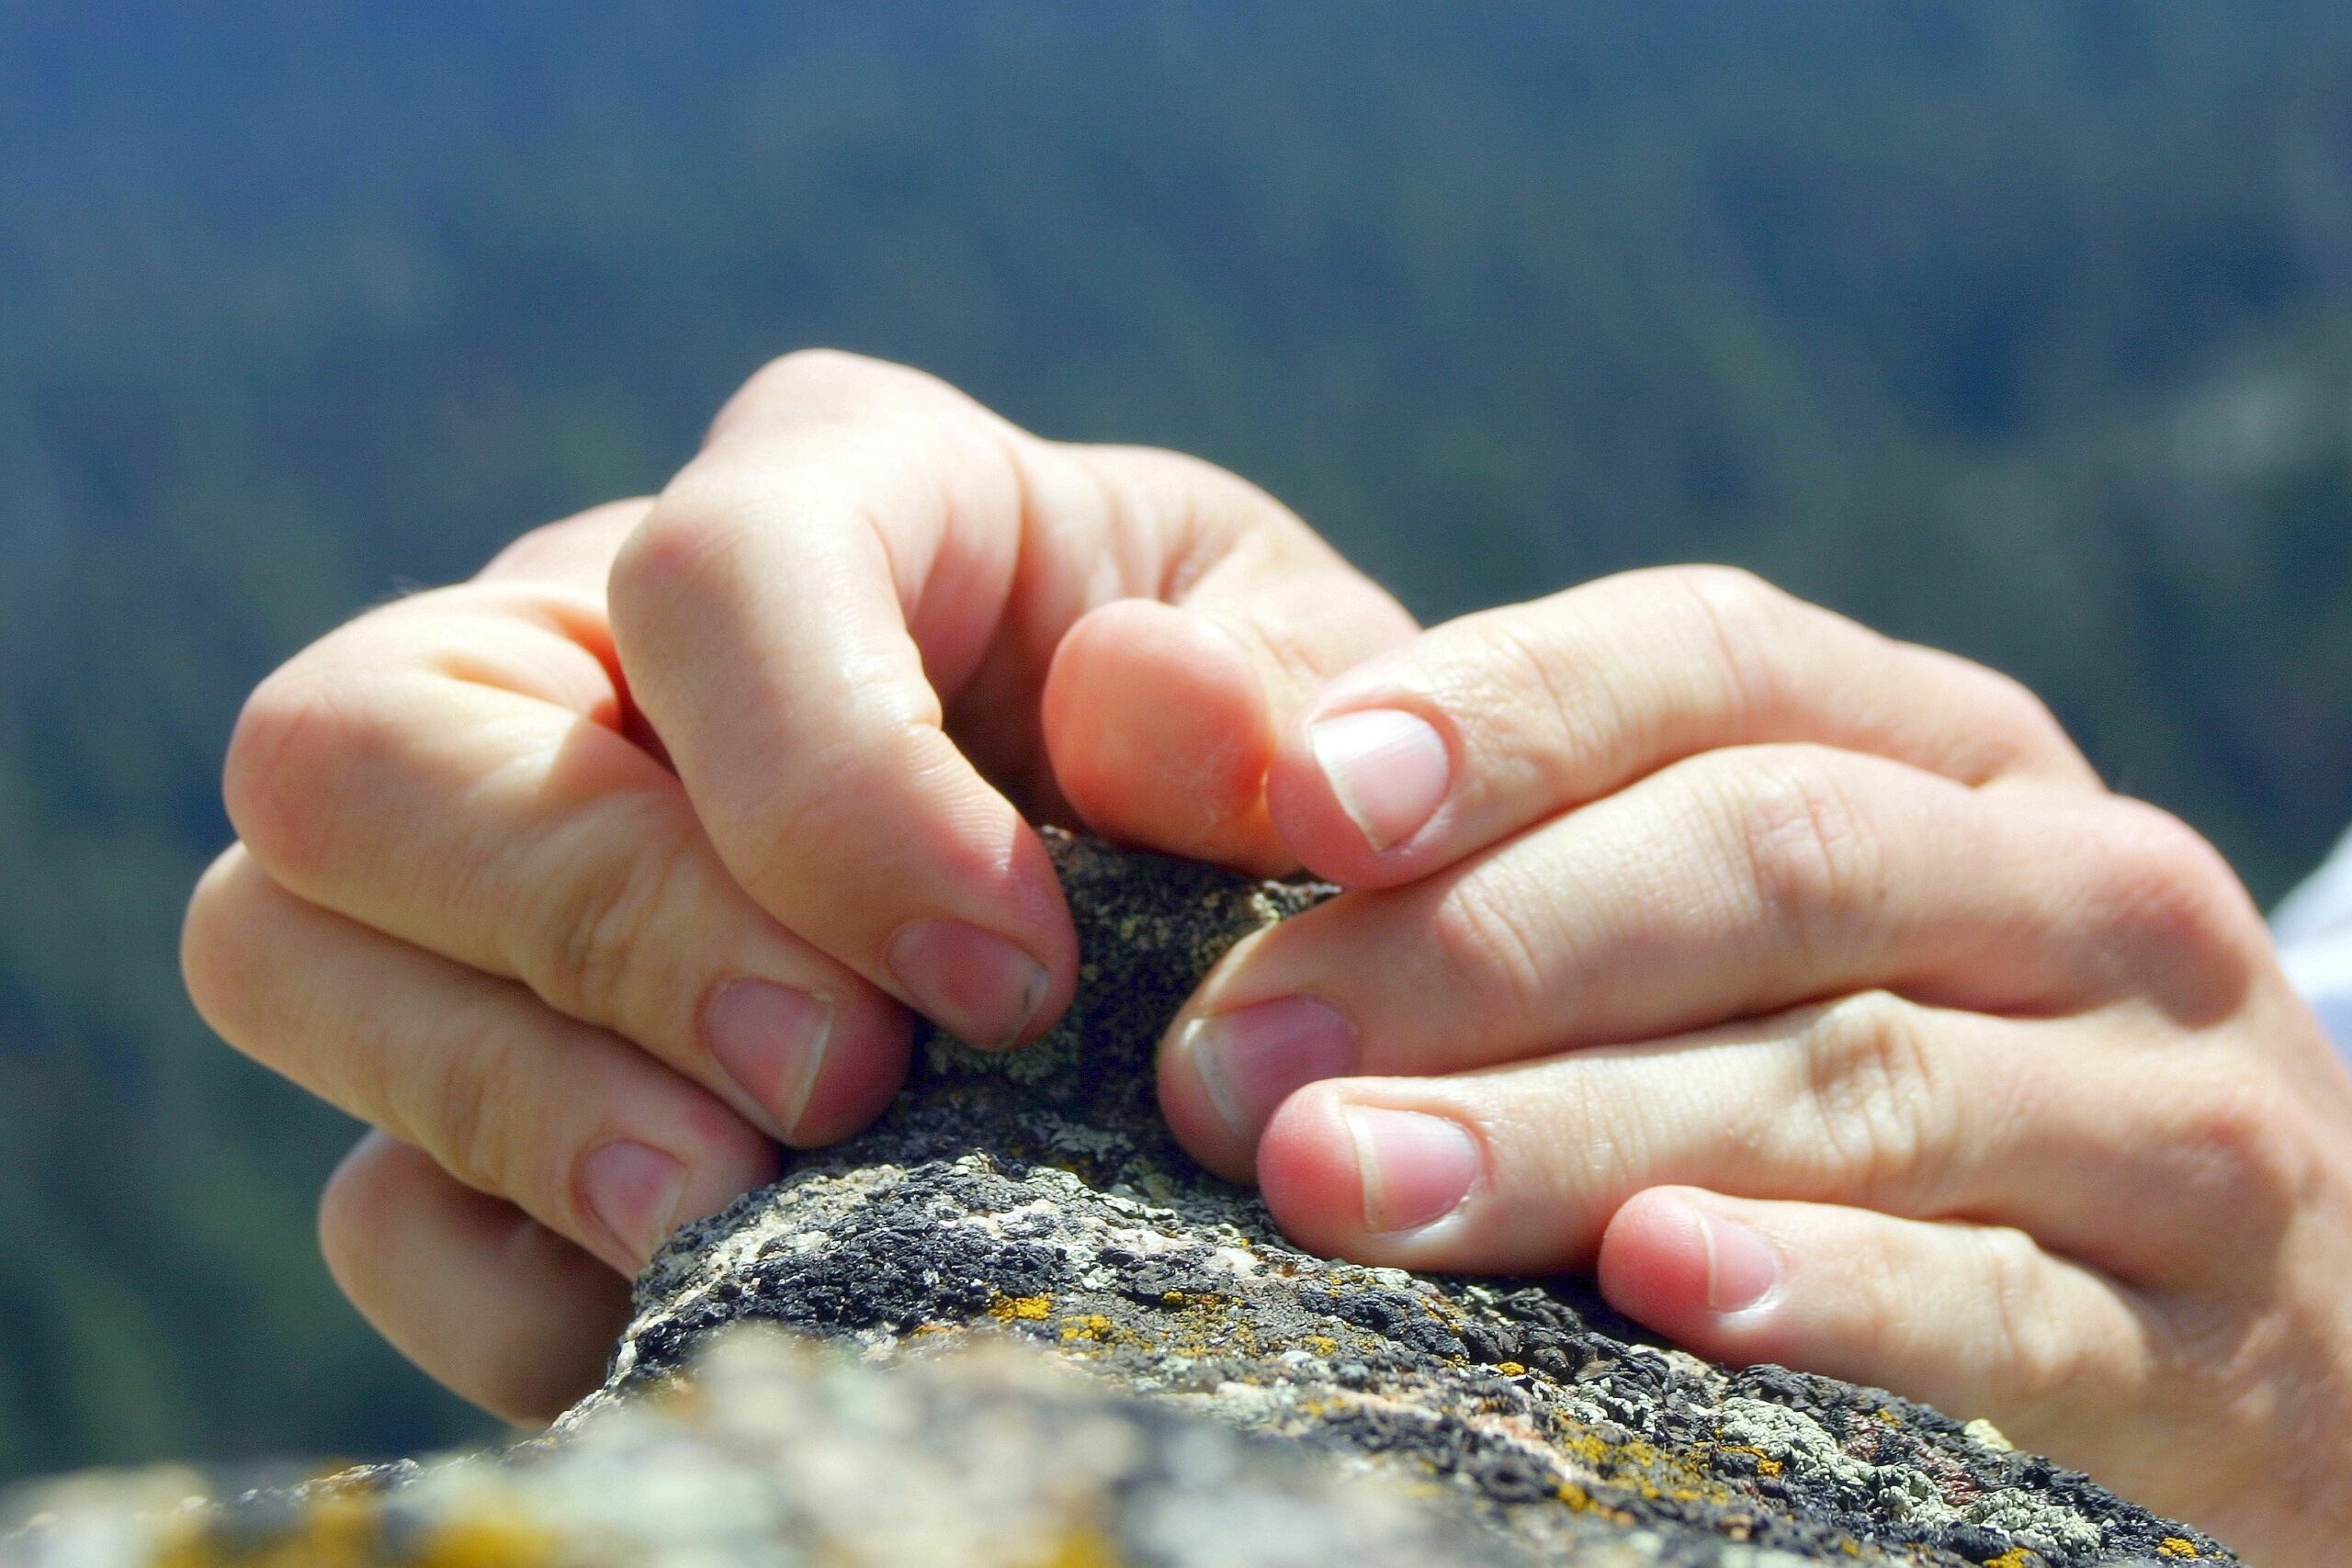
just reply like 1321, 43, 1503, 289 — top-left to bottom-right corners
1059, 1314, 1118, 1343
1551, 1429, 1738, 1510
1041, 1522, 1125, 1568
1715, 1444, 1782, 1478
153, 1495, 562, 1568
412, 1516, 560, 1568
155, 1494, 379, 1568
989, 1292, 1056, 1321
1983, 1550, 2034, 1568
2157, 1541, 2200, 1560
1552, 1483, 1634, 1525
1491, 1361, 1526, 1376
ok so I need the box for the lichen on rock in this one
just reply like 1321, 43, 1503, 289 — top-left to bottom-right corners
3, 830, 2239, 1568
566, 830, 2233, 1568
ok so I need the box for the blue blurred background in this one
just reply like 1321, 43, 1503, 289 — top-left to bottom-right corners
5, 1, 2351, 1474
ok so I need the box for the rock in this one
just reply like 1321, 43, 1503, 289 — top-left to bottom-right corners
3, 831, 2236, 1567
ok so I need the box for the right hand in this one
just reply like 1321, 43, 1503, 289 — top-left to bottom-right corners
181, 350, 1414, 1422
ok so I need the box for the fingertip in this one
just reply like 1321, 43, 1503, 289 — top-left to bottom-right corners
1267, 700, 1457, 888
1156, 1032, 1252, 1183
1600, 1188, 1790, 1367
1254, 1084, 1370, 1256
1597, 1187, 1718, 1334
1043, 600, 1290, 873
786, 995, 915, 1147
1266, 730, 1393, 886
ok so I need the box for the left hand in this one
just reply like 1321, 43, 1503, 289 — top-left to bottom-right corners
1154, 565, 2352, 1561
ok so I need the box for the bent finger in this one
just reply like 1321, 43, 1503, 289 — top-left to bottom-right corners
224, 588, 910, 1146
612, 351, 1412, 1052
1166, 746, 2232, 1172
609, 351, 1079, 1050
1038, 446, 1416, 872
1248, 993, 2216, 1286
183, 849, 779, 1276
1267, 565, 2098, 886
1596, 1189, 2156, 1483
320, 1131, 628, 1426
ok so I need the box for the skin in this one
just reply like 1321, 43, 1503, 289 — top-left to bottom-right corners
185, 355, 2352, 1562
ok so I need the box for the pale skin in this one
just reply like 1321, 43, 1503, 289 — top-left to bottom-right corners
183, 353, 2352, 1562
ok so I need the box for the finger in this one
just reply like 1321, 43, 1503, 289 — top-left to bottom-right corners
1247, 993, 2253, 1286
1164, 745, 2256, 1171
1595, 1189, 2155, 1469
1037, 447, 1416, 872
1265, 565, 2098, 887
474, 496, 654, 592
320, 1131, 628, 1426
183, 848, 780, 1276
608, 350, 1080, 1049
609, 350, 1408, 1051
222, 584, 911, 1146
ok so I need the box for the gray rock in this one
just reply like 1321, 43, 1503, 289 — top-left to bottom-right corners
2, 830, 2237, 1568
571, 829, 2233, 1567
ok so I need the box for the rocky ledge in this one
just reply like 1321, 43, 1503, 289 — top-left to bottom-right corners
5, 831, 2233, 1567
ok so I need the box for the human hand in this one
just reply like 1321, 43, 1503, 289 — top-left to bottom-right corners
1155, 566, 2352, 1561
181, 350, 1414, 1422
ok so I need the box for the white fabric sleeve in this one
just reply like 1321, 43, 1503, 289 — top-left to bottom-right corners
2269, 823, 2352, 1061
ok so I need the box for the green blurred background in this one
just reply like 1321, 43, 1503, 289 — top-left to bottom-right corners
5, 0, 2351, 1477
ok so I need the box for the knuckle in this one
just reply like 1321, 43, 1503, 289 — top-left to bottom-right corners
477, 498, 653, 580
1424, 861, 1569, 1036
1959, 660, 2081, 773
1797, 992, 1950, 1202
708, 348, 959, 446
1453, 607, 1601, 786
514, 804, 694, 1032
1662, 563, 1799, 719
1719, 750, 1886, 956
1962, 1224, 2086, 1409
221, 668, 357, 884
317, 1134, 406, 1283
605, 487, 752, 636
411, 1002, 525, 1198
180, 847, 263, 1038
2144, 1070, 2311, 1245
2090, 799, 2266, 1012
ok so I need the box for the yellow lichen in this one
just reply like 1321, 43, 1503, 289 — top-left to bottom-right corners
415, 1517, 559, 1568
1983, 1550, 2034, 1568
154, 1493, 379, 1568
989, 1292, 1056, 1321
1303, 1335, 1339, 1356
1041, 1523, 1125, 1568
1492, 1361, 1526, 1376
1059, 1314, 1117, 1342
2157, 1541, 2200, 1561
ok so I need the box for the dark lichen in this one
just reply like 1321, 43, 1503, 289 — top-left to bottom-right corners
579, 830, 2236, 1567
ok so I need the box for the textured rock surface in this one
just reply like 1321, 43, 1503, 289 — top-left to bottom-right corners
4, 831, 2236, 1567
560, 830, 2233, 1568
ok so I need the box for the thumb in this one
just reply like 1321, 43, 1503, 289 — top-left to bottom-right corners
1042, 468, 1415, 873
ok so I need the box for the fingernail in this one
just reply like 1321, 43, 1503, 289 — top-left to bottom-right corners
1696, 1204, 1781, 1314
888, 918, 1049, 1049
1309, 707, 1450, 852
1343, 1106, 1479, 1233
580, 1140, 687, 1270
1184, 995, 1359, 1140
706, 978, 833, 1140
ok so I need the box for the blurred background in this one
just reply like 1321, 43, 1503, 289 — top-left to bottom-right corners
5, 0, 2352, 1478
